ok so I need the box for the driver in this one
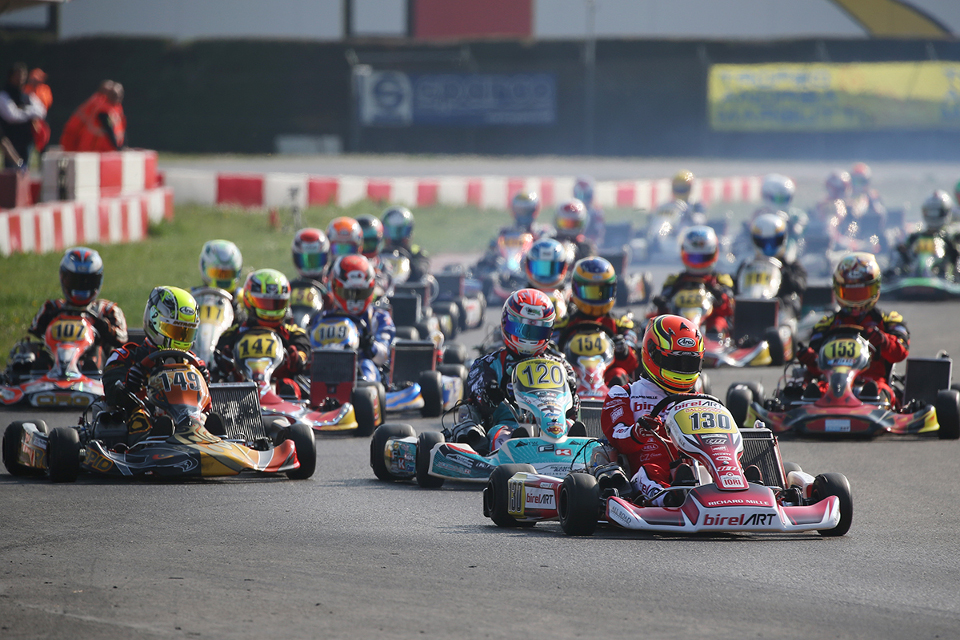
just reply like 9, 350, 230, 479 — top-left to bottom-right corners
474, 191, 547, 274
382, 206, 431, 283
574, 176, 606, 245
652, 226, 734, 335
290, 227, 330, 314
890, 190, 960, 275
734, 213, 807, 317
523, 237, 571, 319
9, 247, 127, 375
215, 269, 311, 386
797, 252, 908, 402
193, 239, 245, 319
311, 254, 395, 383
554, 199, 596, 264
102, 286, 206, 442
450, 289, 579, 455
553, 257, 639, 387
598, 314, 711, 507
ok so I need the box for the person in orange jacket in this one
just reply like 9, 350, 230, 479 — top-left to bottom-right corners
24, 68, 51, 152
60, 80, 126, 152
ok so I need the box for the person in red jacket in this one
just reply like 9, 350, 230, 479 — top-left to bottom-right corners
796, 252, 908, 403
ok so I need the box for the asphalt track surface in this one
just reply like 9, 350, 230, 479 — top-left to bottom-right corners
4, 157, 960, 639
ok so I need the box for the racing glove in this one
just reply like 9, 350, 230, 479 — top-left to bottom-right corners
613, 335, 630, 360
88, 313, 113, 343
358, 332, 375, 358
863, 325, 885, 349
196, 360, 211, 384
631, 415, 662, 444
796, 344, 818, 367
286, 346, 307, 374
124, 364, 145, 392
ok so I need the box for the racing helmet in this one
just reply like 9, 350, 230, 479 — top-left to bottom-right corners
573, 176, 595, 206
326, 217, 362, 258
851, 162, 871, 196
672, 170, 695, 202
143, 286, 199, 351
921, 190, 953, 231
329, 254, 376, 315
832, 252, 881, 313
510, 191, 540, 230
59, 246, 103, 307
291, 227, 330, 279
501, 288, 556, 357
641, 314, 704, 393
198, 239, 242, 291
750, 213, 788, 259
382, 206, 415, 246
761, 174, 796, 208
524, 237, 570, 289
243, 269, 291, 328
570, 256, 617, 317
356, 214, 385, 258
680, 225, 719, 274
826, 170, 851, 201
555, 199, 588, 240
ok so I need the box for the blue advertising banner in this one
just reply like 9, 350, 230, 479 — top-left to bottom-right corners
359, 71, 556, 127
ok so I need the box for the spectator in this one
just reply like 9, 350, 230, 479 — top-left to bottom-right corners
60, 80, 126, 152
0, 62, 46, 168
24, 68, 52, 153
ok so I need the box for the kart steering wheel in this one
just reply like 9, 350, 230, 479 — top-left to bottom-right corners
139, 349, 204, 371
646, 393, 724, 421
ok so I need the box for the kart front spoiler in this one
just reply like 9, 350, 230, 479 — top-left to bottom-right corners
0, 376, 103, 408
749, 401, 938, 436
704, 340, 771, 368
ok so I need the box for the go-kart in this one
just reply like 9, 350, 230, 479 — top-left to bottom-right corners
726, 327, 960, 440
309, 314, 464, 417
559, 321, 617, 401
2, 349, 315, 481
191, 287, 235, 367
473, 228, 534, 304
225, 327, 381, 437
883, 234, 960, 300
434, 266, 486, 333
598, 248, 652, 308
1, 314, 104, 408
370, 356, 604, 488
482, 393, 852, 537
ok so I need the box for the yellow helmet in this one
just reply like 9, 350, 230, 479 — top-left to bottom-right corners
672, 170, 695, 201
143, 286, 199, 351
833, 252, 881, 312
571, 257, 617, 316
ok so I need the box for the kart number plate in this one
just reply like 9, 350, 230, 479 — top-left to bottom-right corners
825, 419, 851, 433
570, 332, 609, 357
514, 359, 566, 391
291, 287, 320, 308
48, 318, 87, 342
237, 332, 280, 358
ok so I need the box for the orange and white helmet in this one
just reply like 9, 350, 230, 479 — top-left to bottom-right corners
326, 217, 362, 258
641, 314, 704, 393
680, 225, 719, 274
833, 252, 881, 313
329, 254, 376, 315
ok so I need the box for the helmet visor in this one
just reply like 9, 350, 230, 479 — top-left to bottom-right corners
527, 259, 565, 281
503, 318, 552, 342
651, 349, 703, 374
556, 216, 582, 231
294, 251, 328, 271
334, 283, 374, 301
386, 224, 412, 242
247, 295, 288, 311
683, 252, 716, 269
157, 320, 197, 345
673, 182, 692, 196
61, 270, 102, 294
331, 243, 357, 257
754, 235, 785, 257
835, 280, 880, 307
572, 280, 616, 303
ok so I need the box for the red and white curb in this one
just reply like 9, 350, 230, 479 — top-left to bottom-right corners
0, 187, 173, 256
164, 169, 762, 211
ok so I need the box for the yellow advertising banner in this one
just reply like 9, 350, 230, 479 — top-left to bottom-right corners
709, 62, 960, 131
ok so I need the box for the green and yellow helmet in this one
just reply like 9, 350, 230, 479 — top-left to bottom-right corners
199, 239, 243, 291
143, 286, 200, 351
243, 268, 291, 327
571, 257, 617, 316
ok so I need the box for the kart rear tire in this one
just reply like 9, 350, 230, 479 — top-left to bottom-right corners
437, 363, 468, 384
442, 343, 467, 365
357, 380, 386, 423
415, 431, 445, 488
812, 472, 853, 537
935, 389, 960, 440
395, 326, 419, 341
3, 420, 47, 476
485, 463, 538, 528
782, 461, 803, 476
558, 473, 601, 536
419, 370, 443, 418
370, 423, 415, 482
47, 427, 80, 483
351, 385, 380, 438
765, 327, 786, 366
726, 385, 754, 429
285, 422, 317, 480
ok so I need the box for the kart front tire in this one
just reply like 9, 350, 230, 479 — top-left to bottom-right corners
485, 464, 537, 528
812, 472, 853, 537
370, 423, 415, 482
2, 420, 47, 477
285, 422, 317, 480
419, 370, 443, 418
47, 427, 80, 483
395, 326, 419, 341
726, 385, 754, 429
558, 473, 601, 536
415, 431, 445, 488
357, 379, 386, 423
935, 389, 960, 440
351, 385, 380, 438
442, 343, 467, 365
437, 363, 468, 384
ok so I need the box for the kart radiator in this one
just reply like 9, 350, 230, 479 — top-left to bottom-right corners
801, 285, 834, 311
435, 272, 465, 299
732, 299, 778, 345
390, 293, 422, 328
209, 382, 267, 440
310, 348, 357, 406
739, 428, 786, 488
904, 358, 952, 405
579, 399, 604, 439
391, 340, 436, 384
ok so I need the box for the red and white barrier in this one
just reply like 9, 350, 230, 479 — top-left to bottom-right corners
0, 187, 173, 256
163, 169, 762, 211
40, 149, 159, 203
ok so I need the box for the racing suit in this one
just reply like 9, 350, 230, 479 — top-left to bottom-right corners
734, 258, 807, 318
553, 308, 639, 386
600, 376, 688, 506
796, 308, 909, 402
653, 271, 735, 335
102, 338, 211, 443
11, 298, 128, 373
452, 347, 579, 455
890, 230, 960, 278
310, 305, 395, 383
216, 318, 311, 389
384, 240, 431, 284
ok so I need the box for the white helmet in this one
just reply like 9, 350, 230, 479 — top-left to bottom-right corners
680, 225, 719, 275
761, 174, 795, 209
922, 190, 953, 231
750, 213, 788, 259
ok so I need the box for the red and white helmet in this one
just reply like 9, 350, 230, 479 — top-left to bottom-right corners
501, 288, 556, 357
555, 199, 588, 240
291, 228, 330, 279
680, 225, 719, 274
329, 254, 376, 315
